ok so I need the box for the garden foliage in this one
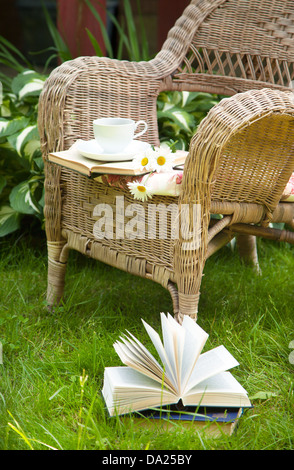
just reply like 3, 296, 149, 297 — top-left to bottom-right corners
0, 65, 47, 236
157, 90, 220, 150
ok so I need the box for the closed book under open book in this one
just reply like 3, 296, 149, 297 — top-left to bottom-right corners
130, 405, 244, 436
102, 313, 251, 417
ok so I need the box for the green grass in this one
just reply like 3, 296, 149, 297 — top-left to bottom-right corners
0, 229, 294, 450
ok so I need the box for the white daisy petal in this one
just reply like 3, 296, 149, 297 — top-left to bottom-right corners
132, 149, 156, 171
127, 180, 153, 202
132, 145, 176, 174
152, 147, 175, 173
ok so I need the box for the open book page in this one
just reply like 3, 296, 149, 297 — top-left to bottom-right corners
114, 331, 177, 393
183, 345, 240, 395
143, 314, 209, 395
182, 371, 251, 407
142, 319, 178, 390
180, 316, 209, 390
102, 366, 178, 416
160, 313, 186, 395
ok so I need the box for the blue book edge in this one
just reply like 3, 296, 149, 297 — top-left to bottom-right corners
132, 402, 252, 424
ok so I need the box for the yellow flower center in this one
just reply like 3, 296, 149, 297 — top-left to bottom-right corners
137, 185, 146, 193
157, 156, 166, 166
141, 157, 149, 167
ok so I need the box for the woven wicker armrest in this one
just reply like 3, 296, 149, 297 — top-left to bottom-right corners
173, 88, 294, 320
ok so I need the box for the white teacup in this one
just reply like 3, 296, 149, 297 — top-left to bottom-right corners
93, 117, 148, 154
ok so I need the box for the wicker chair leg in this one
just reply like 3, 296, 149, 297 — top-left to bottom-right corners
167, 282, 179, 318
236, 234, 261, 273
175, 292, 200, 324
173, 200, 209, 323
46, 240, 69, 308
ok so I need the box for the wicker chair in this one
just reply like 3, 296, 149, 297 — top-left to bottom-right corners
38, 0, 294, 323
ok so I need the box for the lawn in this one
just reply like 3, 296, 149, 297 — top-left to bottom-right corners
0, 227, 293, 450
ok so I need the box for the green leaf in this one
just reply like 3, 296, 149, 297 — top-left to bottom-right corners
32, 155, 44, 172
0, 116, 29, 139
135, 0, 149, 60
1, 101, 12, 118
85, 28, 104, 57
250, 391, 278, 400
7, 124, 40, 156
11, 70, 45, 97
103, 10, 131, 60
9, 180, 41, 215
181, 91, 201, 107
123, 0, 140, 61
0, 175, 6, 195
84, 0, 114, 58
0, 36, 31, 66
172, 110, 196, 131
0, 72, 12, 91
0, 205, 21, 236
0, 141, 31, 171
0, 36, 32, 72
23, 139, 41, 160
41, 1, 72, 62
158, 108, 196, 133
191, 99, 218, 113
11, 69, 46, 95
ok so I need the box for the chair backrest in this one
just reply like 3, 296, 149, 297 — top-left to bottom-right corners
161, 0, 294, 95
39, 0, 294, 154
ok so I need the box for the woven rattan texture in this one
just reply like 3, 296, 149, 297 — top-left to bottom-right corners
174, 0, 294, 94
60, 169, 177, 272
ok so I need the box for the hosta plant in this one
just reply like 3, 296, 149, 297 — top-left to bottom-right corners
0, 69, 47, 236
157, 90, 222, 150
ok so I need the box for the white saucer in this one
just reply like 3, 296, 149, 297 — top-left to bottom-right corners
76, 139, 151, 161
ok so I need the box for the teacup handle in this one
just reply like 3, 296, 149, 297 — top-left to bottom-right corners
134, 120, 148, 139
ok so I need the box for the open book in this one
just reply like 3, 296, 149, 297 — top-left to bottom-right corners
48, 144, 187, 177
102, 313, 251, 416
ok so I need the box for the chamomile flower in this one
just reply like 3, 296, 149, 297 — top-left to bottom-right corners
152, 146, 175, 173
132, 149, 155, 172
127, 180, 153, 202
